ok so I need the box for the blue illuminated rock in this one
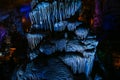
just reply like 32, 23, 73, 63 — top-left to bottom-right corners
12, 0, 98, 80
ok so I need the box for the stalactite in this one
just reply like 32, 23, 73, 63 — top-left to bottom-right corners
54, 21, 67, 31
29, 1, 82, 31
29, 12, 34, 25
31, 0, 38, 9
27, 33, 44, 50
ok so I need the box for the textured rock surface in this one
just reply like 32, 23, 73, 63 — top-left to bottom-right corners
12, 58, 73, 80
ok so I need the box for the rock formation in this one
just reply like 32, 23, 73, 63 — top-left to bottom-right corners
12, 0, 98, 80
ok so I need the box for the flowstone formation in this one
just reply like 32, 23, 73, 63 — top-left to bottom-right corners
12, 0, 98, 80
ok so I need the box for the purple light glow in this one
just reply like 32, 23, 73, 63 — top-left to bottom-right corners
94, 0, 102, 28
0, 26, 7, 43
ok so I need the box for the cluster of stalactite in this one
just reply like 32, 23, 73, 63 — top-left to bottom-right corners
29, 0, 82, 31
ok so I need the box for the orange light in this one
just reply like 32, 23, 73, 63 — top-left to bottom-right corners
10, 48, 16, 55
90, 18, 94, 26
22, 17, 26, 23
112, 53, 120, 69
78, 16, 86, 22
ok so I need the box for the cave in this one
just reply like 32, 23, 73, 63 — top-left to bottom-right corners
0, 0, 120, 80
